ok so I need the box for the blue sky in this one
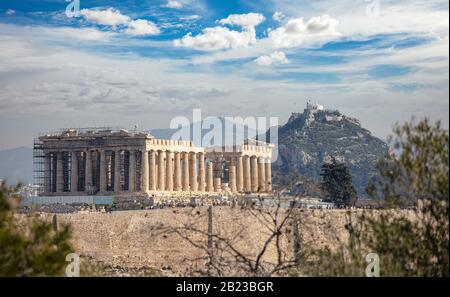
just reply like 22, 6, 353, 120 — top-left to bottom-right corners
0, 0, 448, 149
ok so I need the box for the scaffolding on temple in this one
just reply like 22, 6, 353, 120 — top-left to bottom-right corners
32, 137, 45, 194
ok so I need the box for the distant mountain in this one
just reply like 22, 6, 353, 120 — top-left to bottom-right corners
268, 103, 388, 197
150, 128, 176, 140
0, 147, 33, 185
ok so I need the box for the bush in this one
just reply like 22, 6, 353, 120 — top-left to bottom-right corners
0, 182, 73, 276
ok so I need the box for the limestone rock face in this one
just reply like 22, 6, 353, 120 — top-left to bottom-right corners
270, 105, 388, 197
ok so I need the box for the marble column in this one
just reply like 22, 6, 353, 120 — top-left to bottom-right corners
243, 155, 251, 192
158, 150, 166, 190
174, 152, 182, 191
149, 150, 157, 191
85, 151, 92, 192
229, 165, 237, 193
99, 150, 107, 193
258, 157, 266, 192
56, 152, 64, 193
155, 161, 159, 190
198, 152, 205, 192
182, 152, 189, 191
71, 151, 78, 193
166, 151, 174, 191
189, 153, 197, 191
141, 150, 149, 192
213, 177, 221, 192
251, 156, 259, 192
129, 150, 136, 192
206, 162, 213, 192
236, 156, 243, 192
265, 159, 272, 191
114, 150, 121, 193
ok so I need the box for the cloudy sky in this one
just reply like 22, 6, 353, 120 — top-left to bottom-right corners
0, 0, 448, 149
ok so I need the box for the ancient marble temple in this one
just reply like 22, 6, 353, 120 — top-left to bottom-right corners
38, 128, 273, 197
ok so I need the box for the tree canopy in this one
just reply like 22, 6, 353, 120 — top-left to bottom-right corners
320, 157, 357, 207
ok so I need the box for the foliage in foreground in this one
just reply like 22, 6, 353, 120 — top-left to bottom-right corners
303, 118, 449, 276
0, 183, 73, 276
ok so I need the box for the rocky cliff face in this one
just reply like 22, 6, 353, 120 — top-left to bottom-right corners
272, 104, 388, 197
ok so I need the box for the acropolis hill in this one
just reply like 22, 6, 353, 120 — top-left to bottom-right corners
35, 128, 273, 204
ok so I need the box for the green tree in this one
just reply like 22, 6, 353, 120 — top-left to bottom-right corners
0, 182, 73, 276
304, 118, 449, 276
320, 157, 357, 207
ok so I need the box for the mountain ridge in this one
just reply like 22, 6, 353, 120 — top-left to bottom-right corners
271, 103, 388, 197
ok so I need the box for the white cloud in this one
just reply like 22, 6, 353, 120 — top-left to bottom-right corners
124, 19, 160, 36
44, 27, 113, 42
255, 51, 289, 66
268, 15, 340, 48
80, 8, 130, 26
272, 11, 285, 22
186, 14, 341, 63
180, 15, 201, 21
174, 12, 340, 52
270, 0, 449, 38
218, 13, 265, 29
174, 13, 265, 51
5, 9, 16, 15
163, 0, 183, 9
174, 28, 255, 51
80, 7, 160, 37
0, 24, 113, 44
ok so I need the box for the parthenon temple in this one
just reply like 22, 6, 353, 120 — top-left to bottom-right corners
37, 128, 273, 198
